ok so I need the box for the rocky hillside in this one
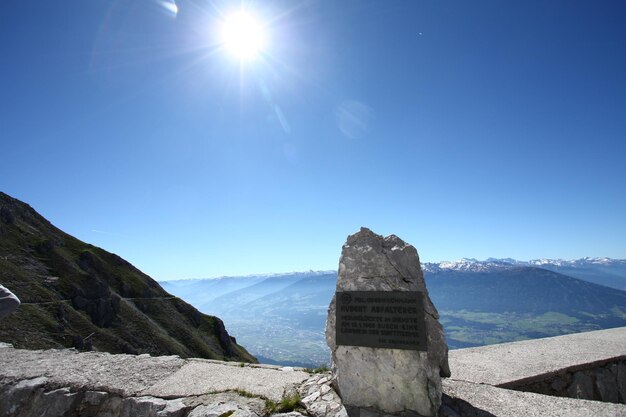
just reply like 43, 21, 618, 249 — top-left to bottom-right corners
0, 192, 256, 362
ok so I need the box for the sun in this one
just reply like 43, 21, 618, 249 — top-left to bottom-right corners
220, 10, 267, 60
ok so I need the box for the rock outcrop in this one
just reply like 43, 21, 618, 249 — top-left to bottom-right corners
326, 228, 450, 416
299, 373, 347, 417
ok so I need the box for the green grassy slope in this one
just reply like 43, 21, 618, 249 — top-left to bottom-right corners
0, 192, 255, 362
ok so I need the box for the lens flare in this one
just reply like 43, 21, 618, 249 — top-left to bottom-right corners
161, 0, 178, 17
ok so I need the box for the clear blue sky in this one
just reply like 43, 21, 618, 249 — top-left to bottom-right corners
1, 1, 625, 279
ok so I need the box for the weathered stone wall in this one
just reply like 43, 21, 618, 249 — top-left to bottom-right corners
512, 359, 626, 404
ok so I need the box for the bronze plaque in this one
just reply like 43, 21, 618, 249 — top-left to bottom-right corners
336, 291, 427, 351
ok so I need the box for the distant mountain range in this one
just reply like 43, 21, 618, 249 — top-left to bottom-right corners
422, 258, 626, 290
0, 192, 255, 362
162, 259, 626, 367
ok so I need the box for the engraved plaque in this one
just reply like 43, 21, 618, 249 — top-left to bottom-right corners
336, 291, 427, 351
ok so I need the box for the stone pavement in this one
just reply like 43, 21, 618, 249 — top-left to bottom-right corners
0, 344, 185, 396
2, 328, 626, 416
145, 360, 311, 402
0, 343, 310, 402
0, 343, 320, 417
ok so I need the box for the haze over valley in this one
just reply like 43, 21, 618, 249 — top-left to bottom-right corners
162, 258, 626, 367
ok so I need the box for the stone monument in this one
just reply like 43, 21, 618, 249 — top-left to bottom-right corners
326, 228, 450, 417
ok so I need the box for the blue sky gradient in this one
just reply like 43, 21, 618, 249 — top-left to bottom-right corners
1, 1, 625, 279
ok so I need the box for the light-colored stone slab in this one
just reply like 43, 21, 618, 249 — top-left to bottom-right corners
185, 392, 265, 417
144, 359, 311, 402
0, 345, 309, 404
0, 346, 184, 395
443, 379, 626, 417
449, 326, 626, 387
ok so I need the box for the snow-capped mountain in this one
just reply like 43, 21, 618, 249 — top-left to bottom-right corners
423, 258, 514, 273
527, 257, 623, 267
423, 257, 626, 291
422, 257, 625, 273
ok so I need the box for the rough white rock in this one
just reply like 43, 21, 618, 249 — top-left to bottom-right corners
157, 398, 189, 417
326, 228, 450, 417
303, 391, 321, 404
184, 392, 265, 417
0, 377, 49, 416
22, 386, 80, 417
187, 402, 260, 417
0, 378, 194, 417
298, 374, 348, 417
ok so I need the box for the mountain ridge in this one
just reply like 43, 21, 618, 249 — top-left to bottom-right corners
161, 258, 625, 281
422, 258, 626, 291
161, 257, 625, 291
422, 257, 625, 271
0, 191, 255, 362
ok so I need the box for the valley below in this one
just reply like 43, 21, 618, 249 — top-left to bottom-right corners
162, 259, 626, 367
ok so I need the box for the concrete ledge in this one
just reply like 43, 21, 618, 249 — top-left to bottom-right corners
448, 326, 626, 388
443, 379, 625, 417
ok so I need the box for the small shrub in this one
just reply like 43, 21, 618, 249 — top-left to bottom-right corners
278, 392, 301, 412
233, 389, 256, 398
305, 363, 329, 374
265, 399, 277, 413
265, 393, 301, 414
